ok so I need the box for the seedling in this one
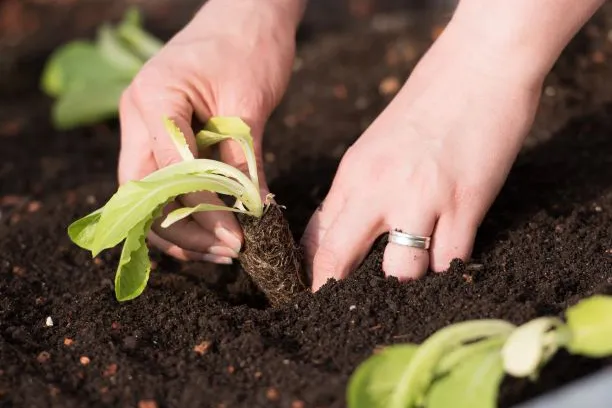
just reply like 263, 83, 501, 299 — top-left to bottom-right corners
41, 8, 163, 129
68, 116, 307, 305
348, 295, 612, 408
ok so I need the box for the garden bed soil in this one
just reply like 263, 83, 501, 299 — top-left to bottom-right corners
1, 3, 612, 408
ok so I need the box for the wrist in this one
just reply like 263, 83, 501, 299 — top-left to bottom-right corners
194, 0, 305, 38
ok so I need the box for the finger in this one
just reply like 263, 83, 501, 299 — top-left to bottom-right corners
382, 209, 438, 280
178, 192, 243, 253
130, 77, 197, 168
118, 91, 157, 184
151, 202, 239, 258
300, 186, 347, 282
429, 211, 477, 272
147, 231, 233, 265
311, 201, 383, 291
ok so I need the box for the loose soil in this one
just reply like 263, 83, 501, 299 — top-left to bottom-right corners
1, 3, 612, 408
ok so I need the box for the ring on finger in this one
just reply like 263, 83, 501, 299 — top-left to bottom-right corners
388, 229, 431, 250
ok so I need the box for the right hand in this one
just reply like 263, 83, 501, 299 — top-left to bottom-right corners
117, 0, 300, 264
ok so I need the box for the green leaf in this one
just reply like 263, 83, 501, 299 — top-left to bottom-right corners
163, 117, 194, 161
347, 345, 419, 408
428, 348, 505, 408
114, 208, 159, 301
566, 295, 612, 357
116, 9, 163, 60
97, 22, 144, 74
67, 207, 104, 250
436, 335, 506, 376
501, 317, 565, 378
387, 320, 515, 408
161, 203, 241, 228
197, 116, 259, 189
52, 80, 129, 129
41, 41, 132, 98
90, 162, 258, 255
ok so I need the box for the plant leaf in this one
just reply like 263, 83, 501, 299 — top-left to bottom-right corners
116, 8, 163, 60
97, 22, 144, 74
501, 317, 565, 378
67, 207, 104, 250
52, 80, 129, 129
436, 335, 507, 376
387, 320, 515, 408
197, 116, 259, 189
114, 207, 160, 301
163, 117, 194, 161
161, 203, 242, 228
428, 348, 505, 408
41, 41, 132, 98
90, 165, 256, 255
566, 295, 612, 357
347, 345, 419, 408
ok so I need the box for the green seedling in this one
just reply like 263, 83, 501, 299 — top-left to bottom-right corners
41, 7, 163, 129
348, 295, 612, 408
69, 117, 264, 301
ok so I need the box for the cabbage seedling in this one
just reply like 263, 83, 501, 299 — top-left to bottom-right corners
68, 116, 307, 305
41, 8, 163, 129
348, 294, 612, 408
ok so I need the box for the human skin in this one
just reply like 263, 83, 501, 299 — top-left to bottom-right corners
117, 0, 605, 289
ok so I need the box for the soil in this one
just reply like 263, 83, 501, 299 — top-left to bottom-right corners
1, 2, 612, 408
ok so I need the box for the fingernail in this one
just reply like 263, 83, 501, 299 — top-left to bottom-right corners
202, 254, 233, 265
208, 245, 239, 258
214, 226, 242, 253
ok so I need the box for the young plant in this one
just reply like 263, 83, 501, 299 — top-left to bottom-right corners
41, 7, 163, 129
348, 295, 612, 408
68, 116, 307, 305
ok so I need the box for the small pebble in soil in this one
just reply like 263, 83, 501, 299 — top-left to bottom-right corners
378, 76, 400, 95
138, 399, 158, 408
48, 386, 60, 397
462, 274, 473, 284
227, 365, 235, 374
26, 201, 41, 212
332, 84, 348, 99
254, 371, 262, 379
37, 351, 50, 363
264, 152, 276, 163
102, 363, 118, 377
291, 401, 305, 408
93, 257, 103, 266
12, 265, 25, 276
592, 50, 606, 63
79, 356, 90, 366
63, 338, 73, 346
85, 195, 96, 204
45, 316, 53, 327
111, 322, 121, 330
193, 341, 211, 356
545, 86, 557, 97
349, 305, 357, 311
266, 387, 280, 402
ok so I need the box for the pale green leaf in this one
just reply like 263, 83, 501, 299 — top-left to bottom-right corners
347, 345, 419, 408
114, 208, 159, 301
387, 320, 515, 408
436, 336, 507, 376
197, 116, 259, 189
90, 161, 260, 255
41, 41, 133, 98
501, 317, 565, 378
97, 23, 144, 74
163, 117, 194, 161
67, 207, 104, 250
52, 80, 129, 129
428, 348, 505, 408
116, 9, 163, 60
566, 295, 612, 357
161, 203, 241, 228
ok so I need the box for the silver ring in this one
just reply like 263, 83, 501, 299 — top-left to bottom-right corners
388, 229, 431, 250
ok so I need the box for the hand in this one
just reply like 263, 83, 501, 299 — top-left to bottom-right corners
301, 21, 545, 290
118, 0, 300, 264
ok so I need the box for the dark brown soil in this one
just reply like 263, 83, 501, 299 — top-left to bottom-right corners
1, 3, 612, 408
237, 203, 308, 307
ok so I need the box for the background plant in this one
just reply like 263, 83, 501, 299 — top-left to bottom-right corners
348, 295, 612, 408
41, 8, 162, 129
